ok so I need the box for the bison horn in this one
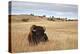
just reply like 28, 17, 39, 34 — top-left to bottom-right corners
43, 26, 46, 31
30, 25, 36, 31
32, 29, 36, 32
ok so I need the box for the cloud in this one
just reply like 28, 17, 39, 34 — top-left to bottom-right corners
11, 1, 78, 18
12, 1, 78, 13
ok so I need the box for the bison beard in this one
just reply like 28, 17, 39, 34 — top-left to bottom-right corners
28, 25, 48, 45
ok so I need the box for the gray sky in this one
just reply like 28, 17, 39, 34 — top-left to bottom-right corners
11, 1, 78, 19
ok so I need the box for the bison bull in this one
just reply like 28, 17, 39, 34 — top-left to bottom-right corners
28, 25, 48, 45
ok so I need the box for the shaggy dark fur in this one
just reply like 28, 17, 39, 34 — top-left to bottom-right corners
28, 25, 48, 45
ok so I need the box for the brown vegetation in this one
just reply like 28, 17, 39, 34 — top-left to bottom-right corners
9, 15, 78, 52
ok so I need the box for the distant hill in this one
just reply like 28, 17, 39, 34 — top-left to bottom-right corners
9, 15, 48, 22
9, 15, 78, 23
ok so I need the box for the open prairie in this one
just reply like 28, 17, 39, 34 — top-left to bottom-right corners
10, 15, 78, 52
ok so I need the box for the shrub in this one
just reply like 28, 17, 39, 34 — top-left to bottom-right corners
22, 18, 29, 22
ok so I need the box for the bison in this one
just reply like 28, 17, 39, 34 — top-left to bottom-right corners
28, 25, 48, 45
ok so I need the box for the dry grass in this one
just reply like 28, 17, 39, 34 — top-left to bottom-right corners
10, 15, 78, 52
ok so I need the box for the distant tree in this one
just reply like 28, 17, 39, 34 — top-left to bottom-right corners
47, 16, 55, 21
47, 18, 49, 20
30, 13, 34, 16
50, 18, 53, 21
55, 18, 61, 20
65, 18, 67, 21
43, 15, 46, 17
52, 16, 55, 21
52, 16, 54, 18
47, 16, 51, 21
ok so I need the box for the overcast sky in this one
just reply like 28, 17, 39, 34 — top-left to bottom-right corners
10, 1, 78, 19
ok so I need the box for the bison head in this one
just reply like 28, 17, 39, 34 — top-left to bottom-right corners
30, 25, 46, 35
28, 25, 48, 45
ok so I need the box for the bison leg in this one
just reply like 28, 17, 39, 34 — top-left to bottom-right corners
28, 33, 35, 45
32, 37, 38, 45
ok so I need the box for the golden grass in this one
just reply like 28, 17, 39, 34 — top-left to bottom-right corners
10, 15, 78, 52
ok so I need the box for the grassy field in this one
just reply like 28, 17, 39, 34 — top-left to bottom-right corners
10, 15, 78, 52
